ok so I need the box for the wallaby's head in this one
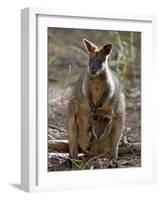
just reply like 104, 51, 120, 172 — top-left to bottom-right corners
83, 39, 112, 76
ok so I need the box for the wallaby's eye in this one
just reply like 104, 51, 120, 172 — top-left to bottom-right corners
97, 59, 102, 66
94, 57, 102, 67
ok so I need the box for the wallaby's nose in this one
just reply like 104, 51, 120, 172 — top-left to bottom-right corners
90, 67, 97, 75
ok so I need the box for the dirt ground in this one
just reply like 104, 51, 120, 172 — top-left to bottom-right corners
48, 76, 141, 171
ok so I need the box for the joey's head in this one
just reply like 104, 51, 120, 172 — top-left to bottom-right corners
83, 39, 112, 77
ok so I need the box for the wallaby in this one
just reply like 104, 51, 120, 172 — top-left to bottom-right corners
67, 39, 125, 168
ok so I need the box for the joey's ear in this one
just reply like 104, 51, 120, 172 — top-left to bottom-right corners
83, 39, 98, 53
101, 43, 112, 56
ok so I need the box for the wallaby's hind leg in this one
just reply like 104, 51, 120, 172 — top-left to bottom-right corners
68, 115, 79, 160
109, 118, 124, 168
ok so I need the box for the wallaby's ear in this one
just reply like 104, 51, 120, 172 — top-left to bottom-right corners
83, 39, 98, 53
101, 43, 112, 56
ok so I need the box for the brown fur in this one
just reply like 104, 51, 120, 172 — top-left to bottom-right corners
67, 39, 125, 166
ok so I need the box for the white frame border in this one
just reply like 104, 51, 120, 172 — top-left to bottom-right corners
21, 7, 157, 192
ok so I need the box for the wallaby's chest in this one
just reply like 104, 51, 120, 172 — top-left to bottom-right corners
89, 79, 105, 104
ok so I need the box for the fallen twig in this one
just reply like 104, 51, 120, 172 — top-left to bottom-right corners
48, 139, 141, 155
48, 124, 65, 132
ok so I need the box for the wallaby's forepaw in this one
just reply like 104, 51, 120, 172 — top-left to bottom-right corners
108, 159, 119, 168
96, 101, 103, 108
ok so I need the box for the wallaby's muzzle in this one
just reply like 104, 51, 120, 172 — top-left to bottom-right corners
89, 57, 103, 75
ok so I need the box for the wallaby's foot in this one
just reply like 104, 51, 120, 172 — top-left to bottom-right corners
108, 159, 119, 168
64, 159, 72, 169
64, 158, 80, 170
